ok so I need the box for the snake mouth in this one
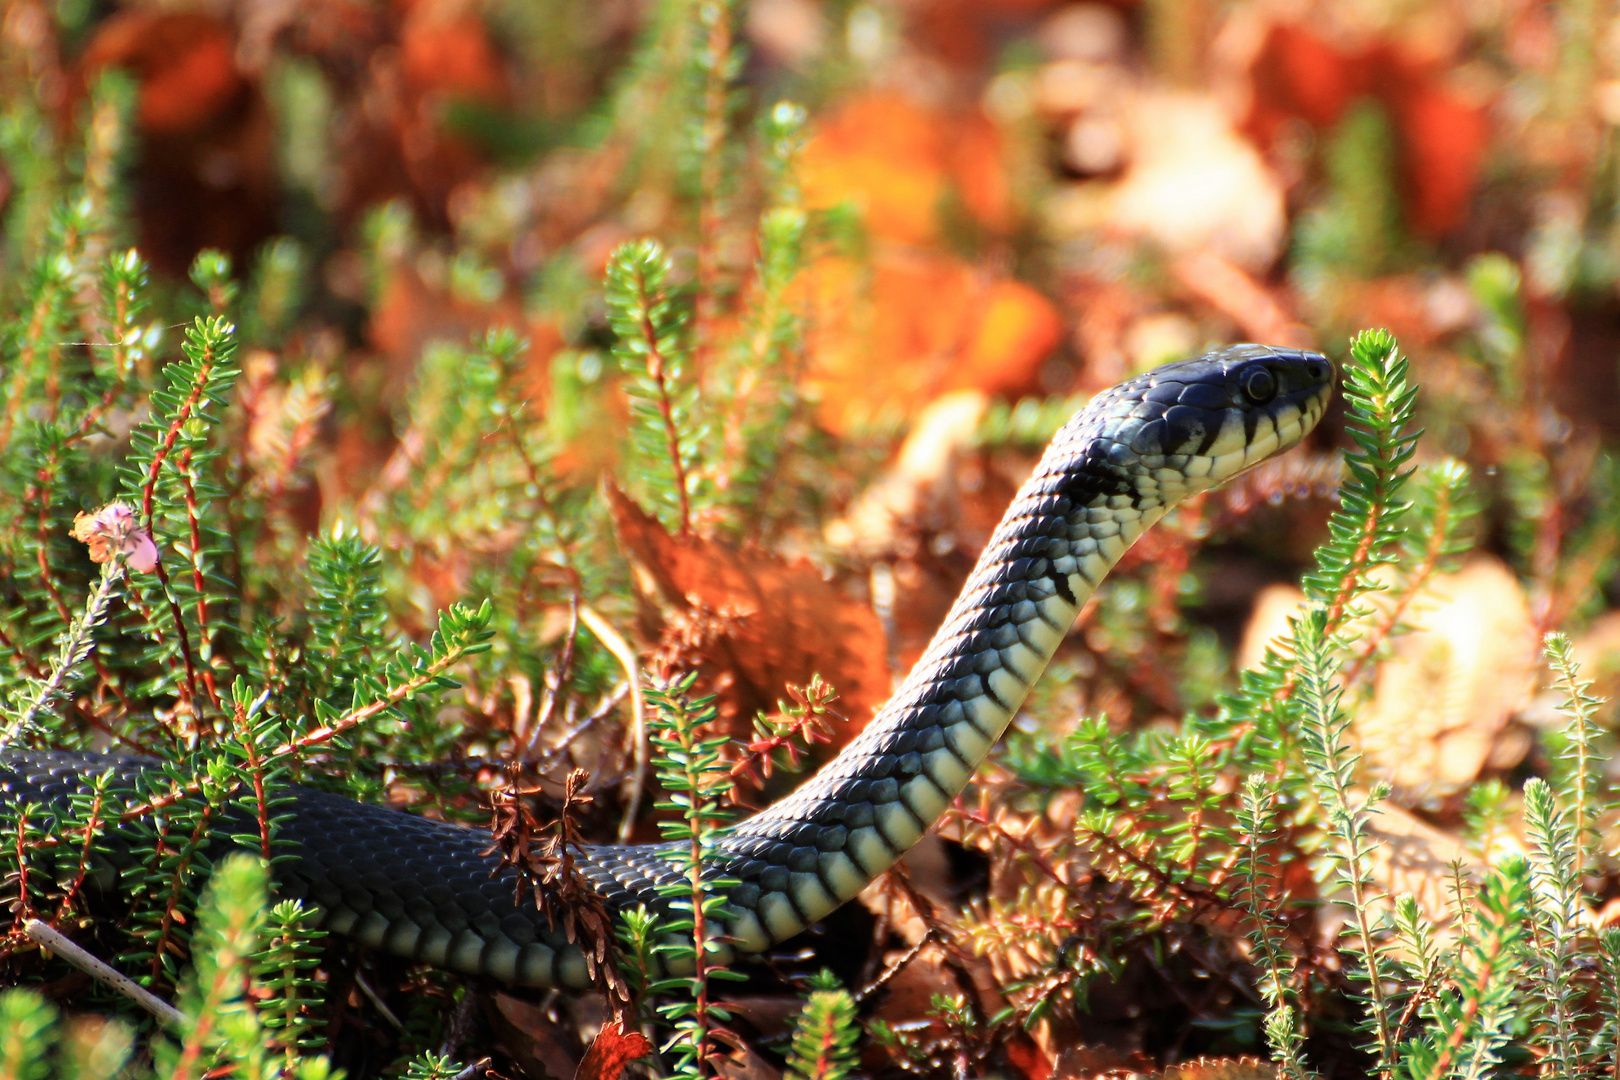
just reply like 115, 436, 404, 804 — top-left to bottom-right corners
1191, 346, 1334, 485
1067, 344, 1335, 492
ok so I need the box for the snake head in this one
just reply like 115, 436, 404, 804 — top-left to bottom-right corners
1051, 344, 1335, 509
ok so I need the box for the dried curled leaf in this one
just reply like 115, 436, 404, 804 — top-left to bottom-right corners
1239, 557, 1534, 798
608, 485, 889, 746
574, 1019, 653, 1080
484, 768, 628, 1011
1106, 92, 1286, 270
825, 390, 989, 559
1245, 21, 1488, 236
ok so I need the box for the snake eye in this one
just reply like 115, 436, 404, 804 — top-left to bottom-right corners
1241, 366, 1276, 404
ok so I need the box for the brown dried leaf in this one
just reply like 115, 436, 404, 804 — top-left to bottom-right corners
1171, 251, 1314, 350
1237, 572, 1501, 926
868, 944, 995, 1037
1239, 558, 1536, 798
1354, 558, 1535, 797
1562, 611, 1620, 713
488, 993, 582, 1080
573, 1020, 653, 1080
712, 995, 805, 1040
1236, 584, 1307, 673
607, 486, 890, 746
1106, 92, 1287, 271
824, 391, 989, 559
1360, 795, 1475, 925
710, 1044, 783, 1080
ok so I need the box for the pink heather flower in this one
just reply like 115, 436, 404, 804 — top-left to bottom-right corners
71, 502, 158, 573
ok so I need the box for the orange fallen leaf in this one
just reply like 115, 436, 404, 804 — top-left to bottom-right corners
1003, 1033, 1054, 1080
573, 1019, 652, 1080
1244, 21, 1489, 238
516, 317, 568, 410
800, 93, 1013, 245
802, 250, 1061, 433
801, 250, 972, 432
945, 280, 1066, 397
802, 94, 945, 246
1246, 22, 1359, 141
607, 486, 890, 748
400, 3, 507, 105
942, 109, 1014, 235
77, 10, 242, 136
368, 263, 523, 371
1370, 43, 1489, 236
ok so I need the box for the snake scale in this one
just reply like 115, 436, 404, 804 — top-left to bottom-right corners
0, 345, 1333, 989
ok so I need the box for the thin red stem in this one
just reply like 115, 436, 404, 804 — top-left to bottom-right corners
139, 341, 218, 527
231, 696, 274, 861
146, 807, 215, 984
51, 785, 107, 927
176, 446, 220, 709
636, 270, 693, 534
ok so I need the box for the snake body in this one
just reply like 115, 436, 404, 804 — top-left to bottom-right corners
0, 345, 1333, 988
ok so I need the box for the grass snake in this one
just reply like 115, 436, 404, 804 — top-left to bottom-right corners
0, 345, 1334, 989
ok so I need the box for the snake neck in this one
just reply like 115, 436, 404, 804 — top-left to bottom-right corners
693, 437, 1173, 951
756, 493, 1163, 831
